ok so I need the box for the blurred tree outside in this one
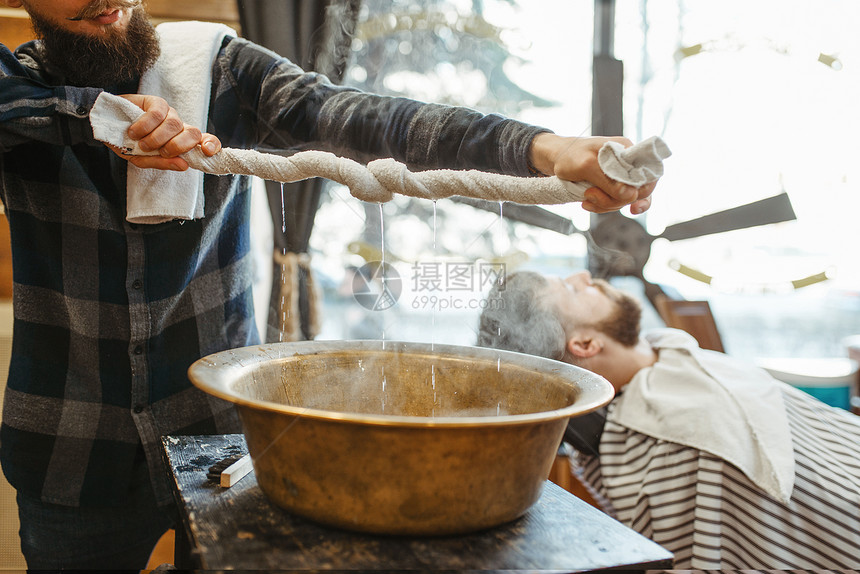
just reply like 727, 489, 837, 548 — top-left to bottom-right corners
348, 0, 553, 113
310, 0, 573, 341
338, 0, 558, 263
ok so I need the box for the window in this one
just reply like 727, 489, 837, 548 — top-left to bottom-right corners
310, 0, 860, 360
615, 0, 860, 359
311, 0, 596, 345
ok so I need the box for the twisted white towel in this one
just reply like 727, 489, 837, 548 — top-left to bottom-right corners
91, 93, 671, 218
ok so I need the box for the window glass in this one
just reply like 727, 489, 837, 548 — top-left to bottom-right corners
311, 0, 860, 361
615, 0, 860, 359
311, 0, 596, 344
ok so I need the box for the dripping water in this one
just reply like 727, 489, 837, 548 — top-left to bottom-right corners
378, 202, 386, 350
496, 202, 504, 396
430, 199, 439, 408
431, 199, 438, 352
432, 200, 437, 250
431, 363, 437, 417
379, 202, 385, 270
431, 307, 436, 352
381, 365, 386, 413
278, 182, 289, 342
280, 182, 286, 233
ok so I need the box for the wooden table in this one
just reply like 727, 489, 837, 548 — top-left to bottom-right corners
162, 434, 673, 572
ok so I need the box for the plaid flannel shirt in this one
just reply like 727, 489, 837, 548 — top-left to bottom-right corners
0, 35, 547, 507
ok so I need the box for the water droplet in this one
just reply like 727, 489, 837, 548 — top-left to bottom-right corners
280, 182, 286, 234
432, 200, 437, 250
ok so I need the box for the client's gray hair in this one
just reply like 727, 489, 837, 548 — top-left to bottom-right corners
476, 271, 566, 360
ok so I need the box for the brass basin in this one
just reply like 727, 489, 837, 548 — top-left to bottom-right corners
188, 340, 614, 536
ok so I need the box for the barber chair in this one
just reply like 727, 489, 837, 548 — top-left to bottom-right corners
653, 296, 724, 352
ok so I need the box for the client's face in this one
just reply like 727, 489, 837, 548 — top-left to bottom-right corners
543, 271, 642, 347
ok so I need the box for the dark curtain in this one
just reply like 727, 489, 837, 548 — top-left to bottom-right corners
236, 0, 361, 342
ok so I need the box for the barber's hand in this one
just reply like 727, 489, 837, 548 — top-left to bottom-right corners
529, 133, 656, 214
106, 94, 222, 170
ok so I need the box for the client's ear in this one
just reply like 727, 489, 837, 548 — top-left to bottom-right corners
2, 1, 25, 9
566, 334, 603, 359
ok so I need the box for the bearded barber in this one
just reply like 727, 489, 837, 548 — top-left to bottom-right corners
0, 0, 657, 568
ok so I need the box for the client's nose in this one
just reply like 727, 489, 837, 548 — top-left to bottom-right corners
564, 270, 592, 288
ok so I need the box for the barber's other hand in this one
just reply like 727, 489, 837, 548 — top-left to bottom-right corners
107, 94, 222, 170
529, 133, 656, 214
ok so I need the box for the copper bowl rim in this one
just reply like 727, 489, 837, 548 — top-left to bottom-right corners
188, 339, 615, 428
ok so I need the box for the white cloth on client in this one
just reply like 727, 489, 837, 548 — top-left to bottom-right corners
581, 333, 860, 569
611, 328, 796, 502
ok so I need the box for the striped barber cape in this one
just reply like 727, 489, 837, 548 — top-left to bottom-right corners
578, 383, 860, 570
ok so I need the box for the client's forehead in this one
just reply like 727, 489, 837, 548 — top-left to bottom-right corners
536, 277, 570, 313
547, 275, 617, 323
539, 276, 568, 301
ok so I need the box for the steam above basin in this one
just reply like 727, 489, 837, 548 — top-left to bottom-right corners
187, 340, 614, 536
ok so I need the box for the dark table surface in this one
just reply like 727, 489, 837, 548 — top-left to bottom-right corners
162, 434, 673, 572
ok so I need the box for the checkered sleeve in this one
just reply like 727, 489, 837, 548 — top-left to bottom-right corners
0, 42, 102, 151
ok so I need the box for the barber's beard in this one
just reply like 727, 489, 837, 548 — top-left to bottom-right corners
28, 4, 159, 87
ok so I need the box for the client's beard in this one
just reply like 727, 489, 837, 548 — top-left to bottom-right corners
591, 279, 642, 348
29, 5, 160, 87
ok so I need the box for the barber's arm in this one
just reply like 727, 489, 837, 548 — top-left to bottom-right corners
1, 43, 219, 168
0, 44, 102, 151
230, 39, 635, 201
